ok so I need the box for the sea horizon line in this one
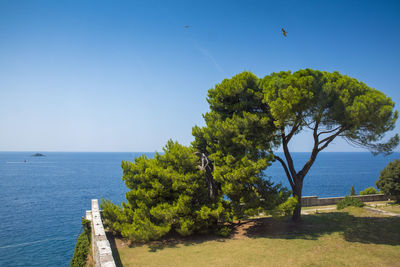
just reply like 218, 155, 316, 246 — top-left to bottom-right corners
1, 150, 399, 153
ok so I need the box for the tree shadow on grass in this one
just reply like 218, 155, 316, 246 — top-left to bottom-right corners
243, 211, 400, 246
128, 232, 227, 252
116, 209, 400, 253
106, 232, 123, 267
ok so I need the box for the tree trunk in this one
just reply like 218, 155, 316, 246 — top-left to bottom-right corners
291, 178, 303, 222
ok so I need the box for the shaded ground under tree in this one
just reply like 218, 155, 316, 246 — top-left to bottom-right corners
111, 207, 400, 252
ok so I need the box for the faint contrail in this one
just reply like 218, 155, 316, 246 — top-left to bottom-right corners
184, 29, 225, 75
195, 46, 225, 75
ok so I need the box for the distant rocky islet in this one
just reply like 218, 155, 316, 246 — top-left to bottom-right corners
31, 153, 45, 157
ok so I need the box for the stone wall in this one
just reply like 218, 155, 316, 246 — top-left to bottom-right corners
85, 199, 116, 267
301, 194, 388, 207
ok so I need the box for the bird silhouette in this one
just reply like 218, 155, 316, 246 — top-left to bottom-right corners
184, 25, 189, 29
281, 28, 287, 37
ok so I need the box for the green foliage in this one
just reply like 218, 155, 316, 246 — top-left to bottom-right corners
350, 186, 356, 196
216, 226, 231, 237
200, 69, 398, 165
81, 219, 91, 234
194, 69, 398, 221
70, 219, 91, 267
377, 159, 400, 203
192, 72, 290, 218
101, 141, 231, 242
271, 197, 298, 219
360, 187, 378, 195
259, 69, 398, 155
337, 196, 365, 210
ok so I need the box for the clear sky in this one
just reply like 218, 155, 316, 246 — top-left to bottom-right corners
0, 0, 399, 152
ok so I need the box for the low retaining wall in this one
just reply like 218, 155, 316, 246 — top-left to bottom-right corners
301, 194, 389, 207
85, 199, 116, 267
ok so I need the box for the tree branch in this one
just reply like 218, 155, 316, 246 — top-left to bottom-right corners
313, 120, 320, 141
281, 127, 297, 180
297, 118, 321, 181
318, 127, 343, 145
317, 126, 341, 137
274, 155, 295, 190
318, 128, 345, 152
285, 114, 303, 142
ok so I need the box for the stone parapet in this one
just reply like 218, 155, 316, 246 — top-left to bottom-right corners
86, 199, 116, 267
301, 194, 388, 207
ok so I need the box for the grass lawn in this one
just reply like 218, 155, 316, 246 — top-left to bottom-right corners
377, 203, 400, 214
110, 207, 400, 267
302, 205, 336, 210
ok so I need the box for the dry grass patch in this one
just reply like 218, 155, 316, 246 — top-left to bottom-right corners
302, 205, 336, 210
376, 203, 400, 214
112, 207, 400, 267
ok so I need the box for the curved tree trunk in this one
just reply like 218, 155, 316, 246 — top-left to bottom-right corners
195, 152, 217, 199
291, 179, 303, 222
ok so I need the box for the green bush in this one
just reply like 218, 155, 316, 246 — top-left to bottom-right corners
377, 159, 400, 203
336, 196, 365, 210
216, 226, 231, 237
271, 196, 298, 219
101, 141, 231, 242
360, 187, 378, 195
101, 140, 289, 242
70, 219, 91, 267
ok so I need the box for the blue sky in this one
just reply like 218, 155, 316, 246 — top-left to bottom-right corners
0, 0, 399, 152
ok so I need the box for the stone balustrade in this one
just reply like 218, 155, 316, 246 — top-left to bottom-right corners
301, 194, 388, 207
85, 199, 116, 267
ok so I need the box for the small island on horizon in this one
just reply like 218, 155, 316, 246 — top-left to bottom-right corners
31, 153, 45, 157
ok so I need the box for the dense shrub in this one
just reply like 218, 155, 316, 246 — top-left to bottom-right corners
101, 140, 289, 242
216, 226, 231, 237
377, 159, 400, 203
70, 219, 91, 267
360, 187, 378, 195
337, 196, 365, 210
271, 197, 298, 219
192, 110, 291, 219
101, 141, 231, 242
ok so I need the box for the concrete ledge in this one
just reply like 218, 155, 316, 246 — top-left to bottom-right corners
301, 194, 389, 207
86, 199, 116, 267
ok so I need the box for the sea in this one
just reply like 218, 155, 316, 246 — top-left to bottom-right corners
0, 151, 398, 266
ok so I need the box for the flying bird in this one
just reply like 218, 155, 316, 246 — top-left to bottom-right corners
281, 28, 287, 37
184, 25, 190, 29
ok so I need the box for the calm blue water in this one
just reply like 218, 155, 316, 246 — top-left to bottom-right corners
268, 152, 400, 197
0, 152, 398, 266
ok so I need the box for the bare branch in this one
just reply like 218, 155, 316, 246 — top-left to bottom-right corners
281, 127, 297, 179
318, 129, 345, 152
302, 118, 316, 130
317, 126, 341, 137
313, 120, 320, 141
318, 127, 343, 145
274, 155, 295, 190
280, 127, 286, 141
296, 118, 321, 181
285, 114, 303, 142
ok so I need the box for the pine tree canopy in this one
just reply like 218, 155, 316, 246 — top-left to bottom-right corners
193, 69, 398, 221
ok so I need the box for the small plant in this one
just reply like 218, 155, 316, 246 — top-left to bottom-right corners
271, 196, 298, 219
216, 226, 231, 237
350, 186, 356, 196
337, 196, 365, 210
81, 219, 91, 234
360, 187, 378, 195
